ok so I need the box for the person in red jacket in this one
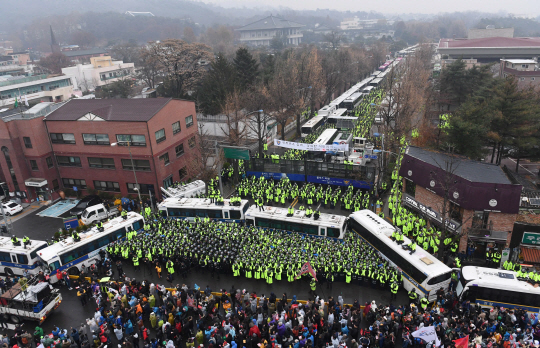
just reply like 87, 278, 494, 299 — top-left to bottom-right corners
249, 322, 261, 338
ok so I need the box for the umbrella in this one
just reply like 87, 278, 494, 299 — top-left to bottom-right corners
99, 277, 110, 283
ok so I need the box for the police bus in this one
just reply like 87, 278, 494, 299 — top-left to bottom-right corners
38, 212, 144, 282
158, 197, 250, 223
245, 205, 347, 239
301, 116, 325, 138
0, 237, 48, 277
457, 266, 540, 314
309, 128, 340, 161
161, 180, 205, 199
348, 210, 453, 301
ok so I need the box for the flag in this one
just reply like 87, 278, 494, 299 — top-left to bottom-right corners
14, 97, 18, 108
295, 261, 317, 281
24, 95, 29, 107
412, 326, 441, 347
453, 335, 469, 348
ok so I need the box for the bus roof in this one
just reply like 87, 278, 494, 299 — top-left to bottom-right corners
352, 77, 374, 90
0, 236, 47, 254
302, 115, 325, 128
38, 212, 143, 262
343, 92, 363, 102
461, 266, 540, 293
158, 197, 248, 210
161, 180, 205, 198
350, 210, 451, 276
314, 129, 338, 145
245, 205, 347, 230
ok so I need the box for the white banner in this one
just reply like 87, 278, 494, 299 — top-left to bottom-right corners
273, 139, 349, 152
412, 326, 441, 347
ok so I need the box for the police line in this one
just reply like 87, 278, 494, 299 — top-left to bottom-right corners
273, 139, 349, 152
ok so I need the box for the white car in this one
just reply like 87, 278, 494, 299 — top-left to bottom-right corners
2, 201, 23, 216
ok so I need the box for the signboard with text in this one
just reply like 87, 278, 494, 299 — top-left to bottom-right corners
522, 232, 540, 246
402, 194, 460, 233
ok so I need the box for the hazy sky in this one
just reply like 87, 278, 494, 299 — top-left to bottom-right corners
208, 0, 538, 16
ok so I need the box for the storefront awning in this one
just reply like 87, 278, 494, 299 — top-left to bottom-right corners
24, 178, 47, 188
522, 247, 540, 264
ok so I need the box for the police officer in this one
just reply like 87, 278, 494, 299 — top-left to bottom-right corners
420, 295, 429, 312
408, 290, 418, 305
22, 235, 30, 248
309, 277, 317, 297
11, 235, 20, 246
390, 282, 399, 301
121, 209, 127, 220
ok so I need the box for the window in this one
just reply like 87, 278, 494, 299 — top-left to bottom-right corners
116, 134, 146, 146
127, 183, 154, 194
449, 201, 463, 223
50, 133, 76, 144
83, 133, 110, 145
59, 226, 127, 264
23, 137, 32, 148
52, 179, 59, 190
179, 166, 187, 179
94, 180, 120, 192
121, 159, 151, 171
2, 147, 18, 191
532, 77, 536, 81
46, 156, 54, 169
163, 176, 173, 189
185, 115, 193, 128
88, 157, 115, 169
57, 156, 81, 167
172, 121, 181, 135
159, 152, 170, 165
472, 211, 490, 229
188, 136, 196, 148
62, 178, 87, 189
405, 180, 416, 196
520, 77, 525, 81
155, 128, 166, 143
175, 144, 184, 157
29, 160, 38, 171
16, 254, 28, 265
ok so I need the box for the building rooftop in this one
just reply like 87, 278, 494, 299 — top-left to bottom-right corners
503, 59, 536, 64
45, 98, 172, 122
406, 146, 512, 185
63, 48, 107, 57
236, 15, 305, 31
439, 37, 540, 49
125, 11, 154, 17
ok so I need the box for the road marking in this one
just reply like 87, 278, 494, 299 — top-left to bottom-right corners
291, 198, 299, 208
508, 158, 535, 175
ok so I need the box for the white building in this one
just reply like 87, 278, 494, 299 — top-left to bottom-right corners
0, 74, 74, 107
197, 113, 277, 145
236, 15, 305, 46
62, 56, 135, 92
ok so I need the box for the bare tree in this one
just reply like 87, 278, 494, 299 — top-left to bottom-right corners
189, 123, 222, 194
138, 45, 164, 89
243, 84, 271, 155
295, 47, 324, 135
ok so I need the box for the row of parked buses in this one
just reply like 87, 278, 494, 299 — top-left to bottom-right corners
301, 59, 403, 139
2, 197, 539, 318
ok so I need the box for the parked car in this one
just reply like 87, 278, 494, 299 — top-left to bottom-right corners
1, 201, 23, 216
80, 203, 120, 225
69, 195, 103, 217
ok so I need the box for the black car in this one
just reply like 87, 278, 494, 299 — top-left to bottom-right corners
69, 195, 103, 217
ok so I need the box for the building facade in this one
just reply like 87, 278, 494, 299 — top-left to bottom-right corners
237, 15, 304, 46
398, 146, 522, 257
438, 37, 540, 63
62, 56, 135, 92
0, 74, 74, 107
63, 48, 107, 64
499, 59, 540, 88
0, 99, 199, 203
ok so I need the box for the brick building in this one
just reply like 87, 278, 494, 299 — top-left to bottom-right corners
398, 146, 522, 256
0, 98, 199, 202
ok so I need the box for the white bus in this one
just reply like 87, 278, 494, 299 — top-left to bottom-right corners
38, 212, 144, 281
309, 129, 339, 161
301, 116, 325, 138
245, 205, 347, 239
161, 180, 205, 199
348, 210, 453, 301
457, 266, 540, 314
341, 92, 363, 111
318, 105, 337, 118
0, 237, 48, 277
158, 197, 250, 223
361, 86, 375, 96
369, 78, 383, 88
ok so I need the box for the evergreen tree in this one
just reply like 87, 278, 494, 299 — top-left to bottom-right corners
233, 47, 259, 91
196, 53, 237, 115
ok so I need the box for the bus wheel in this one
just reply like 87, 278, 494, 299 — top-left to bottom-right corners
67, 267, 80, 276
4, 268, 13, 276
0, 314, 8, 323
9, 315, 20, 324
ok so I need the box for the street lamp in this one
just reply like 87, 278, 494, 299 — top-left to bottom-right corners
111, 141, 142, 209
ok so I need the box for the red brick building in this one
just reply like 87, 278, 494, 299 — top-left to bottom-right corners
0, 98, 199, 202
399, 146, 522, 255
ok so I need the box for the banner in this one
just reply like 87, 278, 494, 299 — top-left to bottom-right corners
412, 326, 440, 347
453, 335, 468, 348
295, 262, 317, 281
274, 139, 348, 152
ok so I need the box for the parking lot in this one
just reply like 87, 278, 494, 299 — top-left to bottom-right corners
4, 204, 65, 241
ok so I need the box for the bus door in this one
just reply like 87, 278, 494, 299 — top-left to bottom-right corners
223, 210, 230, 220
320, 227, 326, 237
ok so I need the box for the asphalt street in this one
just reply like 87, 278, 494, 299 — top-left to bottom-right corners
9, 206, 65, 241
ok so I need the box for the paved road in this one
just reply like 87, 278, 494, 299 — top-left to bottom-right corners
9, 206, 65, 240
